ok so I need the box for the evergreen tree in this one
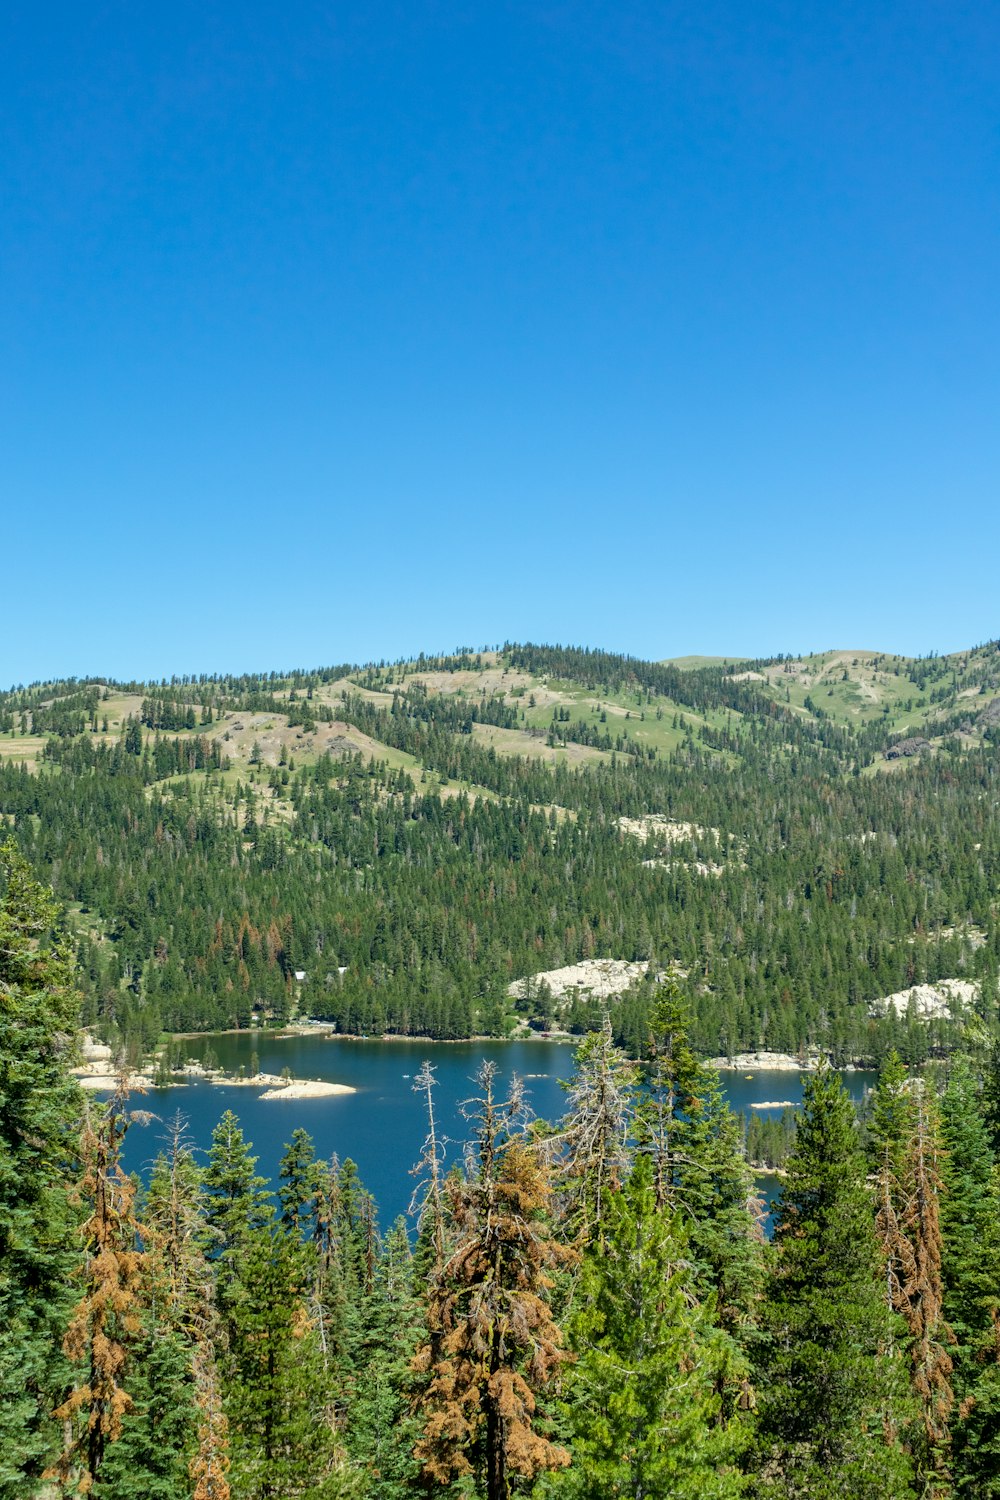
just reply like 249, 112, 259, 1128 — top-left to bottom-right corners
410, 1060, 448, 1276
635, 986, 762, 1392
939, 1059, 1000, 1497
279, 1126, 318, 1236
142, 1116, 230, 1500
190, 1331, 232, 1500
636, 982, 704, 1214
223, 1226, 360, 1498
868, 1050, 914, 1184
94, 1323, 199, 1500
871, 1071, 954, 1493
413, 1062, 573, 1500
900, 1090, 953, 1493
556, 1017, 639, 1245
203, 1110, 273, 1327
547, 1152, 746, 1500
344, 1217, 424, 1497
309, 1153, 364, 1382
677, 1061, 764, 1349
54, 1082, 150, 1493
143, 1115, 214, 1326
0, 839, 82, 1499
752, 1063, 914, 1499
323, 1156, 375, 1374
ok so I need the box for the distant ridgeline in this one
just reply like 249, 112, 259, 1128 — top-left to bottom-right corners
1, 640, 999, 1062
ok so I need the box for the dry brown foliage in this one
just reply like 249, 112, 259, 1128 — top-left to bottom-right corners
413, 1065, 576, 1500
50, 1081, 150, 1493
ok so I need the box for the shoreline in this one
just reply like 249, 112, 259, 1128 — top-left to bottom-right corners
72, 1053, 356, 1099
166, 1023, 578, 1046
166, 1026, 873, 1067
77, 1029, 876, 1098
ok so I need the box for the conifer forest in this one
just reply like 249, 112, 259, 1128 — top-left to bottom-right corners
4, 641, 1000, 1496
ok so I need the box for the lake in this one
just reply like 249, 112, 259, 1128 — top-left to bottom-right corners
120, 1030, 876, 1229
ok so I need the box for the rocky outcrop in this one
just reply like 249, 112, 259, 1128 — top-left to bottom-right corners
79, 1036, 113, 1063
507, 959, 657, 1001
885, 736, 931, 759
868, 979, 977, 1020
703, 1050, 815, 1071
258, 1080, 354, 1099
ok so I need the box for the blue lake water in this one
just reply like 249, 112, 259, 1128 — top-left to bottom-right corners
119, 1031, 876, 1230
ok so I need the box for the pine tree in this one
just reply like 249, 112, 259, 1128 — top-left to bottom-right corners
868, 1050, 914, 1182
634, 986, 762, 1398
203, 1110, 273, 1329
189, 1335, 231, 1500
546, 1152, 746, 1500
203, 1115, 363, 1494
939, 1058, 1000, 1497
870, 1055, 955, 1489
54, 1082, 151, 1494
413, 1062, 574, 1500
0, 839, 82, 1499
410, 1060, 448, 1276
279, 1126, 318, 1237
678, 1061, 764, 1347
223, 1230, 359, 1499
322, 1156, 375, 1374
752, 1063, 915, 1499
636, 982, 704, 1213
344, 1217, 423, 1497
556, 1017, 639, 1245
142, 1115, 230, 1500
94, 1323, 200, 1500
310, 1154, 352, 1375
143, 1115, 215, 1327
869, 1049, 915, 1318
900, 1090, 953, 1492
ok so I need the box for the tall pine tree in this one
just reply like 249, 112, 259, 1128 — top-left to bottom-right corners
939, 1058, 1000, 1497
547, 1152, 746, 1500
413, 1063, 573, 1500
753, 1063, 914, 1499
0, 839, 82, 1499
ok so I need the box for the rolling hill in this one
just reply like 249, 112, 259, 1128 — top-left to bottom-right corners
2, 639, 998, 1064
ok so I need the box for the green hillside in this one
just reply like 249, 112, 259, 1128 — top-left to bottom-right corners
2, 639, 999, 1063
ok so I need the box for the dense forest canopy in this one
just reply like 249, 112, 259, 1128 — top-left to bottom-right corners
1, 639, 999, 1063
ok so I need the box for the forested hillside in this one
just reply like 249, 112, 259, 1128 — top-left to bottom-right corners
2, 640, 999, 1063
7, 842, 1000, 1499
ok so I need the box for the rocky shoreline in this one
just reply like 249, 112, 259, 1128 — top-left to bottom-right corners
704, 1050, 815, 1072
71, 1037, 356, 1099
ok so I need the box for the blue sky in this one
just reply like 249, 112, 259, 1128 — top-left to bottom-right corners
3, 1, 998, 684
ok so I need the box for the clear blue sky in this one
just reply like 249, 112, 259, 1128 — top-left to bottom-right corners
3, 1, 998, 684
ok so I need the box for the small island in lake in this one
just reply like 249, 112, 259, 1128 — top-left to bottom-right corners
71, 1035, 356, 1098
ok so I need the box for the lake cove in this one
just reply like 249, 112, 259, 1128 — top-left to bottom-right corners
120, 1031, 876, 1227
